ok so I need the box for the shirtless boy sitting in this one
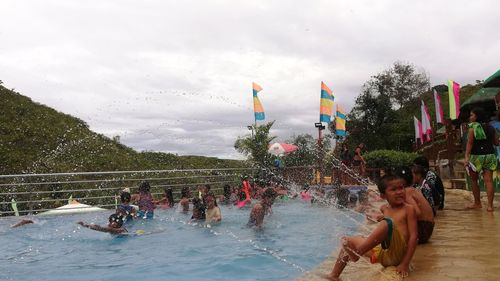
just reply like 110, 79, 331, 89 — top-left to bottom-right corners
328, 174, 418, 280
395, 166, 435, 244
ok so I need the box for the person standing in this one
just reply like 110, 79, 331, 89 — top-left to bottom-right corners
339, 143, 353, 184
353, 143, 366, 176
465, 107, 499, 212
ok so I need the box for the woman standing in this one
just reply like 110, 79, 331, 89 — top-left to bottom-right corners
465, 107, 499, 212
353, 143, 366, 176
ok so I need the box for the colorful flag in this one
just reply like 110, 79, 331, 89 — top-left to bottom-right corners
319, 81, 334, 122
335, 104, 346, 136
421, 100, 432, 142
448, 80, 460, 120
433, 89, 444, 124
252, 82, 265, 121
413, 116, 423, 144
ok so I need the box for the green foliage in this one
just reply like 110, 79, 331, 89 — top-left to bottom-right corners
364, 149, 417, 169
282, 134, 317, 166
234, 121, 276, 167
346, 62, 430, 152
0, 85, 246, 175
346, 61, 481, 152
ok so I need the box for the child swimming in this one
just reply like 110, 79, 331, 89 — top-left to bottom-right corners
78, 213, 127, 235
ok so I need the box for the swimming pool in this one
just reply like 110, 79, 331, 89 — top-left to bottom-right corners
0, 200, 364, 281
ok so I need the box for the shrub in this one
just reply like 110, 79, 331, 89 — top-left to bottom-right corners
364, 150, 417, 170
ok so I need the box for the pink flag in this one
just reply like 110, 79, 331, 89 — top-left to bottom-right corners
413, 116, 423, 144
448, 80, 460, 120
433, 89, 444, 124
421, 100, 432, 142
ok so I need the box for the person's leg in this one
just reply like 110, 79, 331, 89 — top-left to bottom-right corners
330, 220, 389, 279
467, 171, 482, 209
437, 178, 445, 210
482, 170, 495, 212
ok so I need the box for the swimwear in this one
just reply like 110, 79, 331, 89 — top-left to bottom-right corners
137, 210, 154, 219
469, 154, 497, 172
117, 204, 135, 222
418, 181, 435, 212
138, 192, 154, 211
417, 220, 434, 244
371, 218, 407, 267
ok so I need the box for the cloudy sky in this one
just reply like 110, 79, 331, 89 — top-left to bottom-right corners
0, 0, 499, 159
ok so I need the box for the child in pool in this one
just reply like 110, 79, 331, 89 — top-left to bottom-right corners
132, 181, 155, 219
78, 213, 127, 235
155, 187, 174, 209
248, 188, 277, 227
235, 190, 251, 208
328, 174, 418, 280
205, 192, 221, 223
11, 219, 34, 228
218, 184, 233, 204
191, 197, 206, 221
179, 186, 191, 213
116, 191, 136, 222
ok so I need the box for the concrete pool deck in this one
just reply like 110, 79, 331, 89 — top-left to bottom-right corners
297, 185, 500, 281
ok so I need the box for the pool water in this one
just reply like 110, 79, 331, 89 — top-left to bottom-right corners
0, 200, 364, 281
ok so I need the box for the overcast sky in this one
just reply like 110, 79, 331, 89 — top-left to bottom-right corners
1, 0, 499, 159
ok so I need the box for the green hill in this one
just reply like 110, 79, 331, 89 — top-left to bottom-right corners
0, 83, 247, 175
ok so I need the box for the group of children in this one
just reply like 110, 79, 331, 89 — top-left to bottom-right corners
12, 162, 444, 279
328, 159, 444, 280
77, 177, 284, 234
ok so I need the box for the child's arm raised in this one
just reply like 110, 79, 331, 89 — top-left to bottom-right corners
396, 205, 418, 277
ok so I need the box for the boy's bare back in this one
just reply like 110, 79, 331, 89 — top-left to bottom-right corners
405, 188, 434, 222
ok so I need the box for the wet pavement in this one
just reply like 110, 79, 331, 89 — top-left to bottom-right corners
297, 186, 500, 281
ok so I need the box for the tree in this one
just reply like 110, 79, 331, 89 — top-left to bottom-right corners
282, 134, 317, 167
370, 62, 430, 109
234, 121, 276, 167
346, 62, 430, 151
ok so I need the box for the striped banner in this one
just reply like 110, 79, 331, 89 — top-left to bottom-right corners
335, 104, 346, 136
252, 82, 265, 121
319, 81, 334, 122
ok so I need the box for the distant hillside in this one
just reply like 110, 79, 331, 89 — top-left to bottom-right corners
0, 83, 247, 175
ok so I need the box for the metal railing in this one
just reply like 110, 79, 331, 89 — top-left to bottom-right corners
0, 162, 371, 217
0, 168, 257, 216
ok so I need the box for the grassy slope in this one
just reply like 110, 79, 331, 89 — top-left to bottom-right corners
0, 84, 247, 175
